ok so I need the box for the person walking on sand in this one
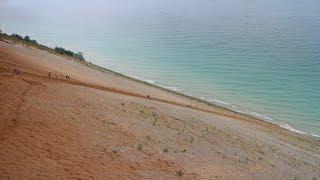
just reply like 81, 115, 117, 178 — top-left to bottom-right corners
13, 68, 20, 74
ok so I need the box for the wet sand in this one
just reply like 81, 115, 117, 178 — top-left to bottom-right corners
0, 39, 319, 179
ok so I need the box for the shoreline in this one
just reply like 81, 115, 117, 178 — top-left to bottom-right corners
78, 52, 320, 139
1, 33, 318, 139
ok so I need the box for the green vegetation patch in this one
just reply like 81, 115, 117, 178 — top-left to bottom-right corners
0, 30, 86, 61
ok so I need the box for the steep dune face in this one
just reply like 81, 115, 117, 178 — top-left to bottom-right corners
0, 74, 181, 179
0, 40, 319, 179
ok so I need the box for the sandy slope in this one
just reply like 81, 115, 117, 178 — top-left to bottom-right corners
0, 40, 319, 179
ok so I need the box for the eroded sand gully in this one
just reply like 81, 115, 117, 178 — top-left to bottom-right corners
0, 40, 320, 179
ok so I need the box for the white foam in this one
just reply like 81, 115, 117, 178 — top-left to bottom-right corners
279, 123, 307, 135
131, 75, 156, 84
311, 133, 320, 138
232, 109, 320, 138
248, 112, 273, 121
209, 99, 230, 106
277, 123, 320, 138
163, 86, 180, 91
145, 79, 155, 83
131, 75, 140, 79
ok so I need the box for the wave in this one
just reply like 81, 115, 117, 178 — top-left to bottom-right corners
131, 75, 156, 84
195, 97, 320, 139
278, 123, 320, 138
163, 86, 181, 91
247, 111, 274, 121
233, 108, 320, 138
209, 99, 231, 106
279, 123, 308, 135
129, 74, 183, 91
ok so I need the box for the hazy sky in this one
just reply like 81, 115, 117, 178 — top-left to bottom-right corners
1, 0, 319, 33
1, 0, 275, 25
1, 0, 134, 24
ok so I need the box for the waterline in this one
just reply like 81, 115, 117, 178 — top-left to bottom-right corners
119, 70, 320, 138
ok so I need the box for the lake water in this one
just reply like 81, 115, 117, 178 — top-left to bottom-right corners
1, 0, 319, 137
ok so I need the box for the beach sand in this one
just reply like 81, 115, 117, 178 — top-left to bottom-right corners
0, 39, 319, 179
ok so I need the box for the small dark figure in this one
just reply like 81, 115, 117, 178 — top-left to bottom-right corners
55, 75, 57, 78
48, 72, 51, 77
66, 75, 70, 79
147, 95, 150, 98
152, 112, 156, 116
13, 68, 20, 74
121, 102, 124, 106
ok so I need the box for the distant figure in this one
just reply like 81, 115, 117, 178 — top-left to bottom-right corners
55, 75, 57, 78
147, 95, 150, 98
66, 75, 70, 79
48, 72, 51, 77
13, 68, 20, 74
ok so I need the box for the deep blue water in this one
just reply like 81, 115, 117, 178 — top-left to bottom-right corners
1, 0, 319, 136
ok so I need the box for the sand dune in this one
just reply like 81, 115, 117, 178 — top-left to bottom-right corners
0, 39, 319, 179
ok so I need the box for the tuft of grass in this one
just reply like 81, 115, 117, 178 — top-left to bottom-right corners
182, 148, 187, 153
152, 119, 158, 126
138, 144, 143, 151
146, 135, 151, 140
163, 147, 169, 153
176, 169, 184, 177
111, 147, 118, 153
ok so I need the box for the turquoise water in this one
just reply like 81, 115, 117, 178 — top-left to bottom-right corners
1, 0, 320, 137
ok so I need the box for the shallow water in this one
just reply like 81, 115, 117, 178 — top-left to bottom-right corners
1, 0, 320, 136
